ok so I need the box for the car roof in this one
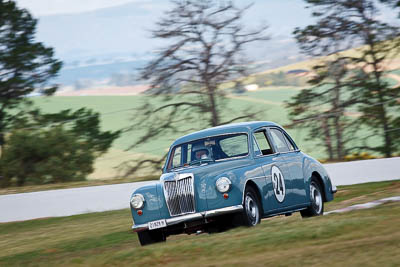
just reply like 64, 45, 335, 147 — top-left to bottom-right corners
171, 121, 281, 146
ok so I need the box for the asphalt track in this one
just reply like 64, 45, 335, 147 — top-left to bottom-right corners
1, 157, 399, 223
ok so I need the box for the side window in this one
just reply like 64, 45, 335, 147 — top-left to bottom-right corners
253, 131, 273, 155
252, 136, 262, 156
171, 146, 182, 168
186, 144, 193, 162
282, 132, 296, 151
269, 129, 290, 153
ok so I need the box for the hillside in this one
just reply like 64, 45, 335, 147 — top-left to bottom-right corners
32, 88, 385, 180
29, 43, 400, 180
254, 41, 400, 76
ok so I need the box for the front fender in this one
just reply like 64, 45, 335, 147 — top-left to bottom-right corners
205, 171, 243, 210
303, 156, 335, 202
205, 163, 266, 211
130, 182, 167, 225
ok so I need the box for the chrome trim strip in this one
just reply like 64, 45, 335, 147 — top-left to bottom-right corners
263, 207, 307, 218
204, 205, 243, 218
132, 204, 243, 232
132, 223, 148, 231
254, 153, 279, 159
247, 176, 267, 180
332, 185, 337, 194
166, 212, 203, 225
215, 154, 250, 162
275, 151, 296, 155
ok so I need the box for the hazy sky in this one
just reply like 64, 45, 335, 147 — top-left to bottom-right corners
16, 0, 143, 16
12, 0, 399, 63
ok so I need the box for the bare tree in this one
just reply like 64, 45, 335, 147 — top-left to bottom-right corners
123, 0, 269, 174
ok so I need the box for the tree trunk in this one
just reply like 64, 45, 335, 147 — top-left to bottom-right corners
369, 44, 392, 157
333, 78, 344, 159
321, 118, 334, 160
374, 65, 392, 157
334, 114, 343, 159
0, 109, 5, 155
206, 84, 220, 127
377, 97, 392, 157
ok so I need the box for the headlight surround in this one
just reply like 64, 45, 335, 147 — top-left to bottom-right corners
216, 177, 232, 193
130, 194, 145, 209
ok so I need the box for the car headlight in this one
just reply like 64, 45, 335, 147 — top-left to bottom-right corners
216, 177, 231, 193
130, 194, 145, 209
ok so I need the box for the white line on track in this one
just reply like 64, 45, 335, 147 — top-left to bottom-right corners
325, 196, 400, 215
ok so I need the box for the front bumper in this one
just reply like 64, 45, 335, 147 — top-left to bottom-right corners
132, 205, 243, 232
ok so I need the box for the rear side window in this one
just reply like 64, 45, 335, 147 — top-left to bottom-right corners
282, 133, 295, 151
269, 129, 290, 153
253, 136, 262, 156
253, 131, 273, 155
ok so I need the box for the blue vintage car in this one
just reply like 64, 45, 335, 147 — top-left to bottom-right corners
130, 121, 337, 245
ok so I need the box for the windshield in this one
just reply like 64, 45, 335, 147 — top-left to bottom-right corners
167, 133, 249, 170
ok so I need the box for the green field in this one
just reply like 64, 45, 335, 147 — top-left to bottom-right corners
0, 180, 399, 266
31, 91, 296, 179
25, 43, 400, 180
30, 85, 386, 180
32, 91, 296, 154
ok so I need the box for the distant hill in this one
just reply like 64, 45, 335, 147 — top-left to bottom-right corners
55, 59, 147, 87
35, 0, 321, 91
255, 42, 400, 75
54, 41, 400, 96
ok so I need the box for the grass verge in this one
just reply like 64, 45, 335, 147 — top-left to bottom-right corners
0, 180, 399, 266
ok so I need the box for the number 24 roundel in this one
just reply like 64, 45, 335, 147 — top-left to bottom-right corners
271, 165, 286, 203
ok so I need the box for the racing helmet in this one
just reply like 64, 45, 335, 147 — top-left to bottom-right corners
192, 143, 211, 160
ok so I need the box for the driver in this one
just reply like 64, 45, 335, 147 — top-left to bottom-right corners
195, 148, 209, 160
192, 144, 210, 160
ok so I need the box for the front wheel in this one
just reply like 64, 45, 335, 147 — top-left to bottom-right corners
137, 229, 166, 246
301, 177, 324, 218
241, 187, 261, 226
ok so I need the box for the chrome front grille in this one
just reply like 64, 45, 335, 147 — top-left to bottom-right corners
163, 175, 195, 216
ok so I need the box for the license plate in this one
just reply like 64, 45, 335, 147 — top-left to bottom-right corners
148, 219, 167, 230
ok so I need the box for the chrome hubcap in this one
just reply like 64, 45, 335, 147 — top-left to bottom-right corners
245, 194, 259, 225
310, 183, 322, 214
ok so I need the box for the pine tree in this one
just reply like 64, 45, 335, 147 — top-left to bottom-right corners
288, 0, 400, 158
0, 0, 62, 148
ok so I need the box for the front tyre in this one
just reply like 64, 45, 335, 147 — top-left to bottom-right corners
137, 230, 166, 246
242, 187, 261, 226
301, 177, 324, 218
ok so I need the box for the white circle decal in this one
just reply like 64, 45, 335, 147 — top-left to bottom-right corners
271, 165, 286, 203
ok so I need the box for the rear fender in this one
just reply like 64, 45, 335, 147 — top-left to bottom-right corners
303, 156, 335, 202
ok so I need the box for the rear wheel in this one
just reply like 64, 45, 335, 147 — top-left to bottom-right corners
301, 177, 324, 218
241, 187, 261, 226
137, 230, 166, 246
